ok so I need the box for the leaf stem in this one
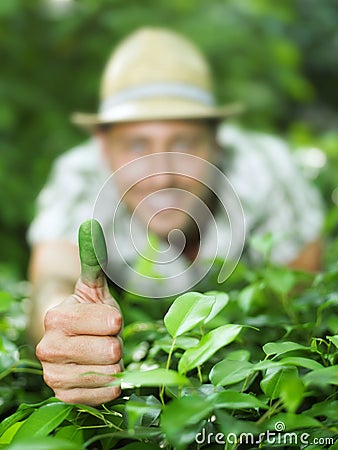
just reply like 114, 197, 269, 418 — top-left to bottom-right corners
160, 336, 177, 405
166, 337, 176, 370
197, 365, 203, 383
255, 399, 283, 425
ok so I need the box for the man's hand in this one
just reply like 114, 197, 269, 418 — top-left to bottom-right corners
36, 220, 122, 406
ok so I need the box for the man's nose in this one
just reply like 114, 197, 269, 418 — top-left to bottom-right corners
149, 152, 177, 188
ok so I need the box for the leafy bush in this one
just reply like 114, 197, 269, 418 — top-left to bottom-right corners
0, 244, 337, 449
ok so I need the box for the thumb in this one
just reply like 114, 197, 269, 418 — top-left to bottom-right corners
78, 219, 107, 286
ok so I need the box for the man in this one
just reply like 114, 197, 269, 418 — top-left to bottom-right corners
29, 28, 323, 406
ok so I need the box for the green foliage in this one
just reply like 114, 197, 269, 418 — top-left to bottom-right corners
1, 248, 337, 449
0, 270, 51, 414
0, 0, 338, 273
11, 403, 72, 441
177, 324, 243, 374
164, 292, 215, 337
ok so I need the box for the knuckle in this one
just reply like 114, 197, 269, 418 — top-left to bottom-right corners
53, 389, 74, 404
101, 363, 121, 377
109, 386, 121, 401
35, 340, 52, 362
115, 311, 123, 332
36, 335, 63, 363
54, 387, 121, 406
112, 363, 122, 375
107, 309, 122, 334
37, 345, 54, 362
99, 387, 121, 404
44, 308, 62, 331
98, 337, 122, 363
35, 341, 44, 361
43, 369, 60, 389
111, 337, 123, 362
44, 301, 79, 333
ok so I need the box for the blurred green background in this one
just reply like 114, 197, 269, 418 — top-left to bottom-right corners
1, 0, 337, 277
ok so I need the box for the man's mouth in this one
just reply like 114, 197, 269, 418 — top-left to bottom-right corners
141, 191, 184, 211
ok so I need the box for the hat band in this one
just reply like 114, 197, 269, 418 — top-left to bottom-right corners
99, 82, 215, 113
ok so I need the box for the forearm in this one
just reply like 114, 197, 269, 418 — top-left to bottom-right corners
27, 277, 75, 344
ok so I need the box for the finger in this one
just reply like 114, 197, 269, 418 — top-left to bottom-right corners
44, 297, 122, 335
54, 386, 121, 406
39, 333, 122, 364
78, 219, 107, 286
42, 362, 121, 389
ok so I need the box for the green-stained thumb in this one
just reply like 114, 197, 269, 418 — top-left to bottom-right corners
78, 219, 107, 285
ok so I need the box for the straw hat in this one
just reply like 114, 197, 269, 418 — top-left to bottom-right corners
71, 27, 242, 128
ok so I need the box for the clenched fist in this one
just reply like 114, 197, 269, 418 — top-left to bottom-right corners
36, 220, 122, 406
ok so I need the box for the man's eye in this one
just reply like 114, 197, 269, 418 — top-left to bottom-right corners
172, 139, 193, 153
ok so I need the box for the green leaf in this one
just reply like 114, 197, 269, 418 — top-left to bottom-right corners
209, 359, 253, 386
214, 391, 268, 410
161, 395, 215, 449
84, 426, 161, 447
0, 403, 36, 437
0, 422, 24, 446
116, 444, 160, 450
178, 324, 243, 374
264, 266, 296, 295
203, 291, 229, 323
225, 350, 251, 361
252, 357, 321, 372
110, 368, 189, 387
12, 403, 72, 441
155, 336, 199, 353
327, 317, 338, 335
54, 425, 83, 445
279, 373, 305, 413
164, 292, 215, 337
303, 365, 338, 387
266, 413, 321, 431
0, 292, 12, 312
263, 341, 309, 356
238, 283, 265, 313
305, 400, 338, 421
6, 437, 83, 450
0, 336, 18, 372
249, 232, 277, 260
216, 410, 262, 436
279, 357, 323, 370
327, 335, 338, 348
260, 366, 298, 400
125, 395, 162, 430
252, 360, 285, 371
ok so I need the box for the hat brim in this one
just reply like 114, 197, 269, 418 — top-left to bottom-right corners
71, 99, 244, 131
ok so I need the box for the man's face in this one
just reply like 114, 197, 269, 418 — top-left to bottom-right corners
98, 120, 219, 239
